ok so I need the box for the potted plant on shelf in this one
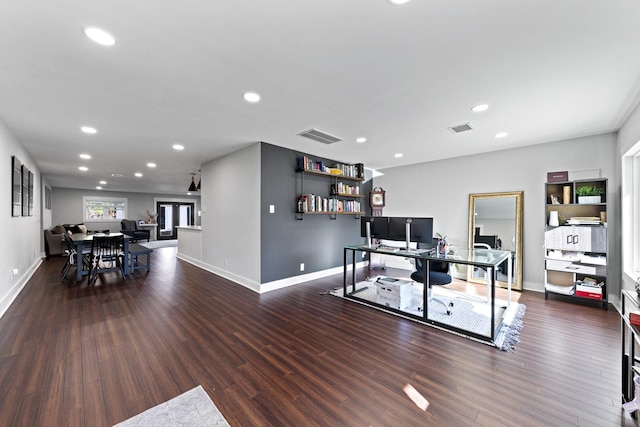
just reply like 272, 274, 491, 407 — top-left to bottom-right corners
575, 185, 604, 204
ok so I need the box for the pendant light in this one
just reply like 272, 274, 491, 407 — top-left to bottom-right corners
188, 173, 197, 192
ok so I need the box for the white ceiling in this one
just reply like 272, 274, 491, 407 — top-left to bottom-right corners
2, 0, 640, 195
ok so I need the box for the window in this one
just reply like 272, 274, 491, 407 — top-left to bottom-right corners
83, 196, 127, 221
622, 141, 640, 279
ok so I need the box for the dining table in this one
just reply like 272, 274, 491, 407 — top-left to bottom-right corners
68, 232, 132, 281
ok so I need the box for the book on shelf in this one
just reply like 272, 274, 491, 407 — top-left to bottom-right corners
629, 311, 640, 327
297, 194, 361, 213
566, 216, 601, 225
331, 182, 360, 196
297, 156, 364, 179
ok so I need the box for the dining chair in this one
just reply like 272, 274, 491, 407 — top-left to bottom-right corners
61, 233, 91, 281
88, 234, 125, 283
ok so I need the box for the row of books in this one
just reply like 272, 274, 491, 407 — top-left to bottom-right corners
297, 194, 362, 213
296, 156, 364, 179
330, 183, 360, 196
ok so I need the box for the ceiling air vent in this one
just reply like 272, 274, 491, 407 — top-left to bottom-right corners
448, 123, 474, 134
297, 128, 342, 144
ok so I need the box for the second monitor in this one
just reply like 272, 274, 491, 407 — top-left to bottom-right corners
360, 216, 434, 248
388, 216, 434, 246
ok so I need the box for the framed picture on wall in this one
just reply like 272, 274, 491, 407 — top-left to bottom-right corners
21, 164, 29, 216
11, 156, 21, 217
28, 170, 33, 216
45, 186, 51, 210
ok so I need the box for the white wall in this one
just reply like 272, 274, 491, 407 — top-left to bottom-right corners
0, 120, 42, 318
199, 143, 261, 291
618, 99, 640, 295
375, 133, 618, 294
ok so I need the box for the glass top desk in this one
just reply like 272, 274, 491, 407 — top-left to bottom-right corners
343, 244, 512, 344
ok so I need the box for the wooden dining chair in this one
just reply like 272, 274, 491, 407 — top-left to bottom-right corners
88, 234, 125, 283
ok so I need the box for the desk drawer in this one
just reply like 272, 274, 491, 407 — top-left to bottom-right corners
546, 259, 605, 275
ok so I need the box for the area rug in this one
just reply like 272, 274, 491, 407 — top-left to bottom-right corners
330, 279, 525, 351
140, 239, 178, 249
113, 385, 230, 427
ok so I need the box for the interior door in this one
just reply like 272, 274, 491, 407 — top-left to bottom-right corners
156, 202, 194, 240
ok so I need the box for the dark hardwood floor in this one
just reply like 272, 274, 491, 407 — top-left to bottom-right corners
0, 247, 634, 426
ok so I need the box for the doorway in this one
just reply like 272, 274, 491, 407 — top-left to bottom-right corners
156, 202, 195, 240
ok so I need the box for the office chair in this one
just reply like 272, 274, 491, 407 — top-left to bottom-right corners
410, 241, 454, 315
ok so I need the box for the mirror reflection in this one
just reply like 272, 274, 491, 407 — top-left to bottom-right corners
468, 191, 523, 290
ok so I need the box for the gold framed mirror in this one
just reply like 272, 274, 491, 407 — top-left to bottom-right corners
467, 191, 523, 290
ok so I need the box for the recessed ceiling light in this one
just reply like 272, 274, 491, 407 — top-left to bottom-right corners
173, 144, 184, 151
243, 92, 261, 103
471, 104, 489, 112
81, 126, 97, 134
99, 180, 107, 185
388, 0, 411, 4
134, 172, 143, 177
78, 166, 88, 172
495, 132, 508, 138
111, 173, 124, 178
147, 162, 156, 168
83, 27, 116, 46
79, 153, 91, 160
96, 186, 102, 190
394, 153, 403, 158
356, 137, 367, 143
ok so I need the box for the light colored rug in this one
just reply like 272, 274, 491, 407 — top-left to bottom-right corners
113, 385, 230, 427
140, 239, 178, 249
331, 279, 525, 351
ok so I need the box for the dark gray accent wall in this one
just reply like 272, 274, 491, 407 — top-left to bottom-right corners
260, 143, 372, 283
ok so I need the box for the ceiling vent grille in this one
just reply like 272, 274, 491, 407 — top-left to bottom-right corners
448, 123, 474, 134
297, 128, 342, 144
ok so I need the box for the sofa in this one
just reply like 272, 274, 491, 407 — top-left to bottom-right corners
44, 224, 88, 257
120, 219, 150, 242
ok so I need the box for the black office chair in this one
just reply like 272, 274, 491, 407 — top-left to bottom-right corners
88, 234, 125, 283
410, 242, 454, 315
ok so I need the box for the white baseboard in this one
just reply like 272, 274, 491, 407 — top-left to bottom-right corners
0, 257, 43, 320
176, 253, 261, 293
176, 253, 366, 294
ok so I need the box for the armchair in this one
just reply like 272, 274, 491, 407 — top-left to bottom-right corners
120, 219, 150, 242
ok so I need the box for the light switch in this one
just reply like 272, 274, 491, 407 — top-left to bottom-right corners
269, 205, 275, 214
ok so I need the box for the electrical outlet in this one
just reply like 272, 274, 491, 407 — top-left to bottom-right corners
300, 263, 305, 271
11, 268, 18, 278
269, 205, 275, 214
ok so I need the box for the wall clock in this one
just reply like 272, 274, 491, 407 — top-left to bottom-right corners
370, 187, 385, 216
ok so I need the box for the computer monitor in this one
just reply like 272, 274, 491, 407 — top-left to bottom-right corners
387, 216, 409, 242
408, 217, 434, 245
360, 216, 389, 246
387, 217, 434, 248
